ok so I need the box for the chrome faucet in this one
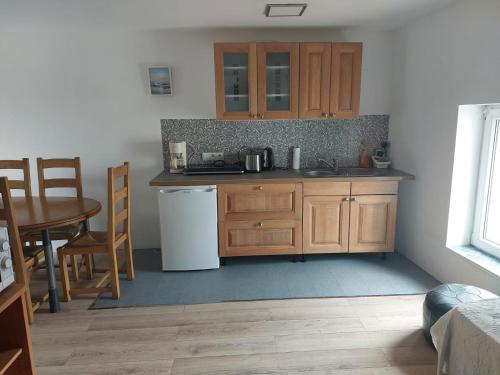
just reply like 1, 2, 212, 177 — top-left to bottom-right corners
317, 158, 338, 172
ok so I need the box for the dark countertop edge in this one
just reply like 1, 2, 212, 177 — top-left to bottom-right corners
149, 168, 415, 187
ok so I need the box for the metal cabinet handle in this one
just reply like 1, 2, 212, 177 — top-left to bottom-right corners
329, 113, 335, 118
258, 222, 264, 228
259, 114, 265, 119
321, 112, 329, 118
257, 186, 263, 190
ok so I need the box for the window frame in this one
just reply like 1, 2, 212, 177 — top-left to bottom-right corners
472, 108, 500, 258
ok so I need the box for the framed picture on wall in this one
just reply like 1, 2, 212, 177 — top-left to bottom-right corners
148, 66, 172, 95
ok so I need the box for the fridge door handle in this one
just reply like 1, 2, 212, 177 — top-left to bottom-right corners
160, 188, 216, 194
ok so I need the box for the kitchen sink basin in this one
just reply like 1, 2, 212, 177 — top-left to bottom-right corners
341, 168, 378, 177
302, 168, 378, 177
302, 169, 342, 177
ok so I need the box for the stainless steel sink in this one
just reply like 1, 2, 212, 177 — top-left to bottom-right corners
301, 169, 342, 177
340, 168, 378, 177
302, 168, 378, 177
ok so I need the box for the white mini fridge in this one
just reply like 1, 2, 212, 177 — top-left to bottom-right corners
158, 185, 220, 271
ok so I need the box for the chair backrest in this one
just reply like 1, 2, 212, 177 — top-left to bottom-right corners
0, 177, 29, 287
0, 159, 32, 197
107, 162, 131, 249
37, 157, 83, 198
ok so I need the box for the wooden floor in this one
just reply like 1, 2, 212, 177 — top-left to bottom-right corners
29, 275, 437, 374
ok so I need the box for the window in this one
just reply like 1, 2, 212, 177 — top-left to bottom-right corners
472, 108, 500, 258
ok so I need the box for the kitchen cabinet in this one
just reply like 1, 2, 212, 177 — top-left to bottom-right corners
257, 42, 299, 119
330, 43, 362, 119
299, 42, 362, 119
299, 43, 332, 119
214, 43, 257, 120
349, 194, 397, 253
217, 183, 302, 256
302, 181, 397, 254
214, 42, 362, 120
215, 42, 299, 120
219, 219, 302, 256
303, 196, 349, 253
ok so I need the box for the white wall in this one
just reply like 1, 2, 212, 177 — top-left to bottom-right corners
390, 0, 500, 293
0, 25, 394, 248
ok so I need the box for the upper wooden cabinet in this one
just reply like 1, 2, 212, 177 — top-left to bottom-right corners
300, 42, 362, 119
299, 43, 332, 119
257, 43, 299, 119
214, 43, 258, 120
215, 42, 299, 120
214, 42, 362, 120
330, 43, 362, 119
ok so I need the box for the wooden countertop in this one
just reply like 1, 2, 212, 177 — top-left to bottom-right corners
149, 168, 415, 187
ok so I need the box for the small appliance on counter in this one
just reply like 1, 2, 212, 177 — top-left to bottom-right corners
0, 227, 15, 293
245, 152, 261, 173
168, 141, 187, 173
183, 165, 244, 175
244, 147, 274, 172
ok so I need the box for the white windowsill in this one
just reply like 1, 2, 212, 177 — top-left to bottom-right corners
448, 245, 500, 278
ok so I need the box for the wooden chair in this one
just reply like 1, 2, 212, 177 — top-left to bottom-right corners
35, 157, 87, 280
57, 162, 135, 301
0, 159, 32, 196
0, 177, 42, 323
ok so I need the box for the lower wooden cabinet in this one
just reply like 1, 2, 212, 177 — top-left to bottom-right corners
219, 219, 302, 256
217, 181, 400, 257
303, 196, 349, 253
349, 195, 397, 253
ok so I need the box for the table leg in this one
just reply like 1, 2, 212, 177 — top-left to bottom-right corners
41, 229, 60, 313
82, 219, 95, 277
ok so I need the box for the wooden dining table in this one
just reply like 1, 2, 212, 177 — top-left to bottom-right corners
2, 196, 102, 313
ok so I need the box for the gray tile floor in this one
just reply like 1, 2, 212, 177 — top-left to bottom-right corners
91, 249, 439, 309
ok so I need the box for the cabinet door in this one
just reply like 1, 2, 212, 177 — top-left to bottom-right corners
299, 43, 332, 119
214, 43, 257, 120
219, 219, 302, 256
330, 43, 362, 119
218, 183, 302, 221
303, 196, 349, 254
349, 195, 397, 253
257, 43, 299, 120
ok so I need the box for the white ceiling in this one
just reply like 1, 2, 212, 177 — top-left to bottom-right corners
1, 0, 456, 30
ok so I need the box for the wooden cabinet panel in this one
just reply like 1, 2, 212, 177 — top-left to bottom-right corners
330, 43, 362, 119
303, 182, 351, 196
257, 42, 299, 120
351, 181, 398, 195
349, 195, 397, 253
219, 219, 302, 256
214, 43, 257, 120
218, 183, 302, 221
303, 196, 349, 254
299, 43, 332, 119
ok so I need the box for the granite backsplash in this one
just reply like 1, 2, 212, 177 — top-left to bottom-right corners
161, 115, 389, 169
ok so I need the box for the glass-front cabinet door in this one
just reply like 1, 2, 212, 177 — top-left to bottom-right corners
214, 43, 257, 120
257, 43, 299, 119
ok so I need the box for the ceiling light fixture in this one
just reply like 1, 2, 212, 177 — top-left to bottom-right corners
265, 3, 307, 17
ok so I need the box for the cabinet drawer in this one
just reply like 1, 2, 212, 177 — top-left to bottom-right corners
219, 219, 302, 256
351, 181, 398, 195
303, 182, 351, 196
218, 183, 302, 220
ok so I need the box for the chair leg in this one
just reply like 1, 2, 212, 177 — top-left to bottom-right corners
70, 255, 80, 281
23, 270, 35, 324
108, 247, 120, 299
58, 250, 71, 302
124, 239, 135, 281
84, 254, 93, 280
